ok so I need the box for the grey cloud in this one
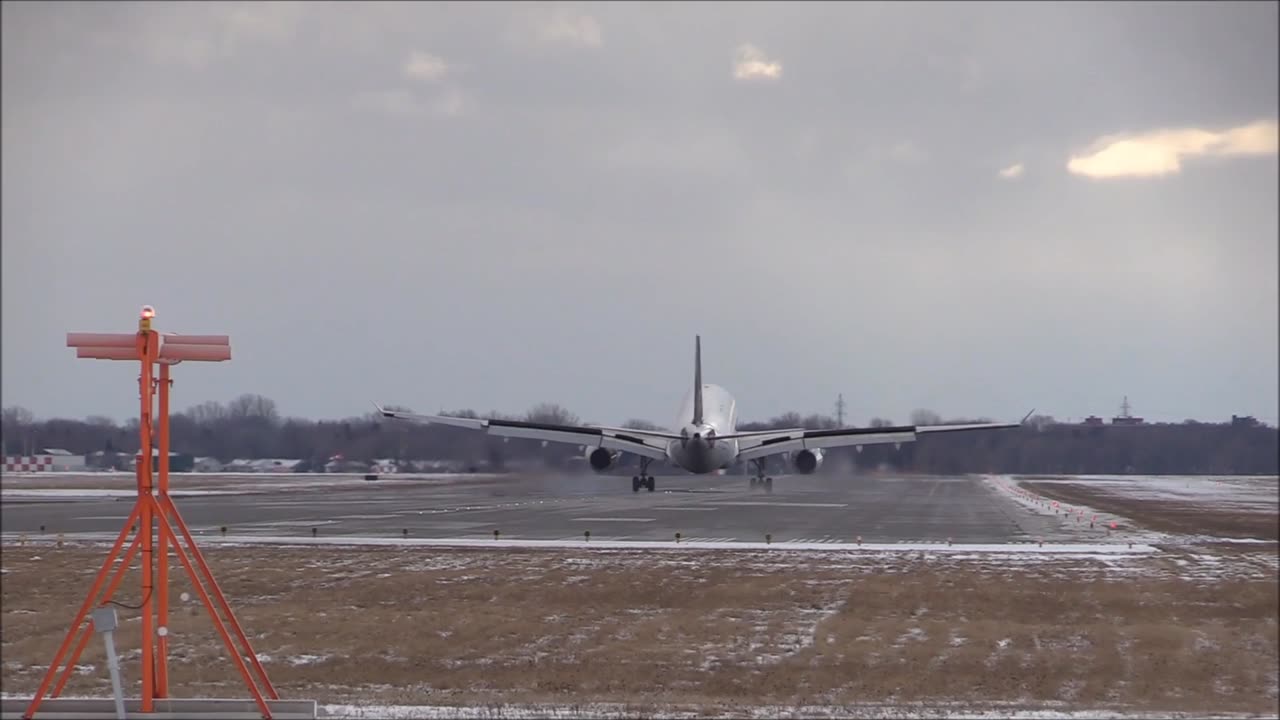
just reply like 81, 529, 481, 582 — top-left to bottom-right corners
3, 1, 1276, 427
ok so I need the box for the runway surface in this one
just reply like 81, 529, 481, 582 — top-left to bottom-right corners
0, 472, 1098, 545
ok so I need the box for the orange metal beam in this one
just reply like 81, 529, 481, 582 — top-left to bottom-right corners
151, 496, 273, 719
23, 503, 142, 719
52, 534, 143, 698
156, 362, 172, 699
159, 344, 231, 362
137, 329, 156, 714
161, 495, 279, 700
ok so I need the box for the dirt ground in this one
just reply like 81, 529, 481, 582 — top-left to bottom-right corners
2, 542, 1276, 716
1019, 480, 1279, 541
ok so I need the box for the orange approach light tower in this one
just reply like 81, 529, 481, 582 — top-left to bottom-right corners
24, 307, 279, 720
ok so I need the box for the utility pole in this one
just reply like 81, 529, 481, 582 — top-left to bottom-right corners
835, 393, 847, 428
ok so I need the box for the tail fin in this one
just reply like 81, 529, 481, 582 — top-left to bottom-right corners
693, 335, 704, 425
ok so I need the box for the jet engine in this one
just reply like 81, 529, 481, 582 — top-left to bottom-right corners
586, 447, 618, 472
791, 448, 825, 474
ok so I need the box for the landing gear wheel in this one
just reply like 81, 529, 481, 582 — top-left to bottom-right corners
764, 477, 774, 495
632, 476, 641, 493
646, 476, 656, 492
749, 477, 758, 489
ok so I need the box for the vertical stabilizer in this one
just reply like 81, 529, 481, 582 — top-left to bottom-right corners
693, 335, 704, 425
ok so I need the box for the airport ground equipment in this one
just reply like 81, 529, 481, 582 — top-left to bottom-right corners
22, 307, 286, 720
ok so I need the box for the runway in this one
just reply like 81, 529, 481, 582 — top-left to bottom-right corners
0, 472, 1100, 545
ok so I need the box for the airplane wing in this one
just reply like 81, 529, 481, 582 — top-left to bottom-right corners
374, 404, 671, 461
730, 412, 1031, 463
586, 425, 682, 440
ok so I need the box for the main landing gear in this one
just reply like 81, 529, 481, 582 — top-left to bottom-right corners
632, 458, 656, 493
749, 459, 773, 494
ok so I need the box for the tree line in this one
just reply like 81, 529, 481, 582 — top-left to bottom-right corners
2, 396, 1276, 475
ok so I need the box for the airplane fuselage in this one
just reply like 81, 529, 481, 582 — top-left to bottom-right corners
665, 383, 740, 474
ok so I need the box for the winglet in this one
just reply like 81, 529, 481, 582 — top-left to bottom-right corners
692, 335, 704, 426
1020, 408, 1036, 424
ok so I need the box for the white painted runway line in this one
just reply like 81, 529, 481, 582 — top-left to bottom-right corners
572, 517, 657, 522
718, 501, 849, 508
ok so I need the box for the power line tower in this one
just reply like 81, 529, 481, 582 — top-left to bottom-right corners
835, 393, 847, 428
1120, 395, 1132, 418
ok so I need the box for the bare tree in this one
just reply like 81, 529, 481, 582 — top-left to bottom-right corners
910, 409, 943, 426
868, 417, 894, 428
226, 394, 280, 424
182, 401, 228, 425
2, 406, 35, 428
526, 403, 579, 426
622, 419, 665, 431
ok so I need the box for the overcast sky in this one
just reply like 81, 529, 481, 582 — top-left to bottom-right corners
3, 1, 1277, 428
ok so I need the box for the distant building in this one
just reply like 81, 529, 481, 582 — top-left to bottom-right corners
1083, 416, 1104, 426
3, 448, 87, 472
193, 457, 224, 472
128, 452, 195, 472
370, 458, 399, 473
1232, 415, 1260, 428
249, 458, 302, 473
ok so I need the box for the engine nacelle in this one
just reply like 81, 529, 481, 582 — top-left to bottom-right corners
791, 448, 825, 474
586, 447, 618, 472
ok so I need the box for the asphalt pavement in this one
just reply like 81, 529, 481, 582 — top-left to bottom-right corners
0, 472, 1075, 544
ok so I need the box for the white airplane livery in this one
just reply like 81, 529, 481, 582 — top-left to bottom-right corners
377, 336, 1028, 494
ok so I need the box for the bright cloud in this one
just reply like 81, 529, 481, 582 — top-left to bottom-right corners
404, 50, 448, 82
518, 6, 602, 48
1067, 119, 1279, 179
890, 140, 927, 165
117, 1, 304, 68
999, 162, 1025, 179
351, 88, 464, 118
733, 44, 782, 81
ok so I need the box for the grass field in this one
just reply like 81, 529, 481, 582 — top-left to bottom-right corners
3, 541, 1276, 718
1017, 478, 1279, 542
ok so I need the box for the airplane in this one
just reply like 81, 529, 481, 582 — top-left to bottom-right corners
375, 336, 1030, 494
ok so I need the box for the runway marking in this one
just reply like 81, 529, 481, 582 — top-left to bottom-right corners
718, 501, 848, 508
254, 520, 341, 527
652, 507, 718, 512
334, 514, 400, 520
572, 517, 656, 523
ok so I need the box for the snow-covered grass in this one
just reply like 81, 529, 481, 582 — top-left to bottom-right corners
315, 701, 1273, 719
1012, 474, 1278, 510
986, 474, 1280, 547
3, 542, 1275, 717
